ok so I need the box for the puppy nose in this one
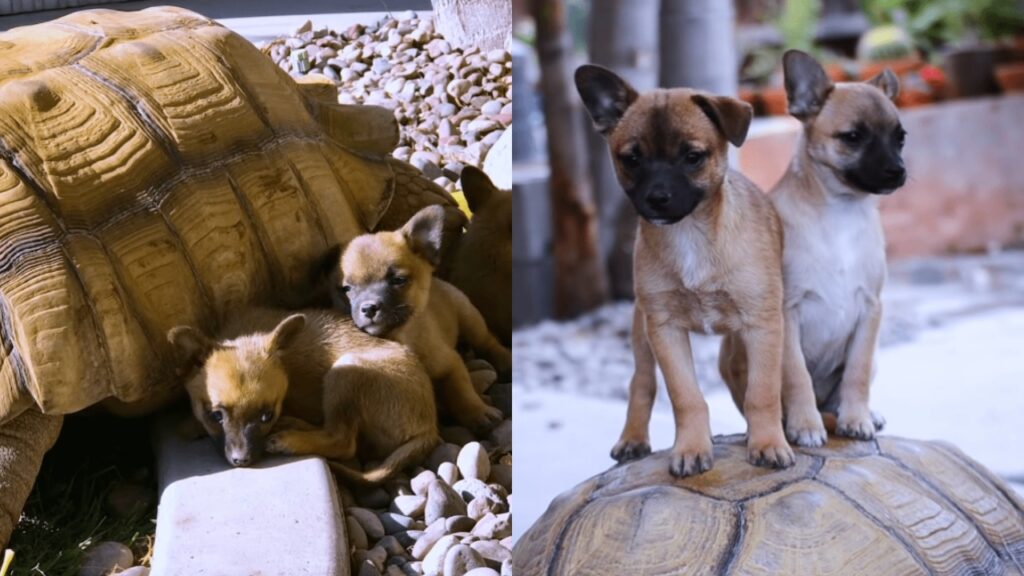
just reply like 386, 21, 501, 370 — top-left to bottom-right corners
231, 455, 250, 467
885, 166, 906, 180
647, 188, 671, 208
361, 302, 380, 319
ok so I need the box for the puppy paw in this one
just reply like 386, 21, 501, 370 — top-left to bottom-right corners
785, 412, 828, 448
265, 431, 297, 454
668, 439, 714, 477
871, 410, 886, 432
835, 409, 876, 440
465, 404, 504, 434
748, 440, 796, 469
610, 438, 651, 463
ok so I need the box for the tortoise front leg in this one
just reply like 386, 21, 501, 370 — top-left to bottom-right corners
0, 409, 63, 548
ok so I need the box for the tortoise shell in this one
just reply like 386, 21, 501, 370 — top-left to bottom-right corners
514, 435, 1024, 575
0, 7, 456, 422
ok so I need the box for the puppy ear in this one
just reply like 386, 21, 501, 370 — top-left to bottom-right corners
575, 64, 638, 136
783, 49, 834, 120
865, 68, 900, 101
459, 166, 496, 212
401, 205, 446, 266
692, 94, 753, 147
168, 326, 217, 366
269, 314, 306, 353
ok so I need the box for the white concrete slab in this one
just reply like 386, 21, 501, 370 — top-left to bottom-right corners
150, 416, 347, 576
871, 308, 1024, 480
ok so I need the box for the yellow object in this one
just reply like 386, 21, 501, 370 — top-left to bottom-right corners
451, 189, 473, 218
1, 549, 14, 576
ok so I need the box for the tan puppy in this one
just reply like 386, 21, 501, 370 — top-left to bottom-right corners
748, 50, 905, 441
450, 166, 513, 346
576, 64, 793, 476
333, 206, 510, 433
168, 307, 440, 483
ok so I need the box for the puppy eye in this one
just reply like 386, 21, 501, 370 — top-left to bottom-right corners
895, 129, 907, 148
683, 150, 707, 166
209, 409, 224, 423
259, 410, 274, 424
618, 148, 642, 166
340, 285, 352, 294
389, 276, 407, 287
838, 130, 862, 145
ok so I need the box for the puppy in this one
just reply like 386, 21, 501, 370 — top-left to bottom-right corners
576, 64, 794, 476
755, 50, 905, 441
331, 206, 510, 433
450, 167, 513, 346
168, 307, 440, 483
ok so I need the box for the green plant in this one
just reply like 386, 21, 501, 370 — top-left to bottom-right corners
776, 0, 822, 53
858, 24, 917, 61
864, 0, 1024, 53
8, 465, 154, 576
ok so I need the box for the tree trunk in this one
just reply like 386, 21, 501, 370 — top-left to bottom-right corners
659, 0, 738, 94
431, 0, 512, 51
587, 0, 659, 299
530, 0, 609, 317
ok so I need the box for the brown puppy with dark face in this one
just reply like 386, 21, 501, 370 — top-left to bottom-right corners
576, 65, 794, 476
450, 167, 513, 346
168, 307, 439, 483
724, 50, 905, 444
334, 206, 510, 433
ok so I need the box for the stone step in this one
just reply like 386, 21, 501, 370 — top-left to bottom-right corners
150, 414, 347, 576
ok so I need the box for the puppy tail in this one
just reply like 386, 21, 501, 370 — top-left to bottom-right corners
821, 412, 838, 433
327, 433, 440, 486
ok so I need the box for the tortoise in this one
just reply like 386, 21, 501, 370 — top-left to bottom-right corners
0, 6, 462, 546
514, 435, 1024, 575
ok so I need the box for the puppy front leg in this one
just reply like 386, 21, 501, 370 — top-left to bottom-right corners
741, 321, 795, 469
611, 304, 657, 462
266, 428, 358, 461
644, 316, 712, 477
273, 416, 319, 432
835, 300, 883, 439
781, 307, 827, 446
439, 351, 504, 433
458, 298, 512, 376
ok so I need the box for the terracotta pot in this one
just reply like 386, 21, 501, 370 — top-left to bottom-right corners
896, 89, 933, 108
738, 87, 762, 116
858, 57, 921, 80
824, 62, 849, 82
760, 86, 788, 116
995, 62, 1024, 93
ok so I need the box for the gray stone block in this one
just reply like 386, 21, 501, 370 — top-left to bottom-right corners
150, 415, 346, 576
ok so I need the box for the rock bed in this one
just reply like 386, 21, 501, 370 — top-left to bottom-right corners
512, 299, 921, 404
512, 302, 728, 405
511, 254, 1024, 403
264, 12, 512, 195
338, 362, 512, 576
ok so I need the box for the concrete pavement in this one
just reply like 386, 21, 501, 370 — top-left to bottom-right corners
150, 415, 348, 576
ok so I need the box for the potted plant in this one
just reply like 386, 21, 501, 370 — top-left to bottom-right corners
865, 0, 1024, 98
856, 23, 922, 80
995, 62, 1024, 92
